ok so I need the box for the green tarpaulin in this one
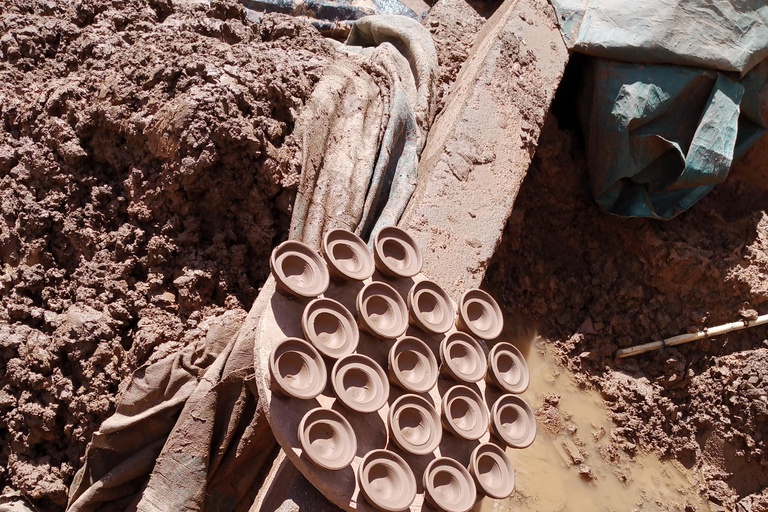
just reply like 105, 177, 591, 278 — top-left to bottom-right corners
550, 0, 768, 219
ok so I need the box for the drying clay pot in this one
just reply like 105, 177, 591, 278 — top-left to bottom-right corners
486, 342, 530, 394
388, 336, 439, 393
456, 289, 503, 340
322, 229, 375, 282
270, 240, 330, 299
423, 457, 477, 512
269, 337, 327, 399
388, 394, 442, 455
358, 449, 417, 512
439, 332, 488, 383
302, 298, 359, 359
356, 282, 408, 339
298, 407, 357, 471
373, 226, 423, 278
441, 385, 489, 441
407, 280, 454, 334
490, 394, 537, 449
332, 354, 390, 413
469, 443, 515, 499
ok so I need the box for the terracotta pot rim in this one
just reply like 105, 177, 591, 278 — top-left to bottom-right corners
388, 336, 439, 393
269, 337, 327, 399
301, 297, 359, 359
331, 353, 390, 413
322, 228, 375, 281
407, 279, 454, 334
441, 385, 489, 441
388, 393, 442, 455
440, 332, 488, 383
270, 240, 330, 299
490, 394, 537, 449
359, 449, 417, 512
356, 281, 408, 339
457, 289, 503, 340
423, 457, 477, 512
469, 443, 515, 499
373, 226, 423, 278
298, 407, 357, 470
487, 342, 529, 394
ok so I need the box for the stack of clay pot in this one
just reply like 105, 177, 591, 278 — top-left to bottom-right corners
267, 227, 538, 512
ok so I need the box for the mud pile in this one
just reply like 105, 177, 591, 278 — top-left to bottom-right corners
0, 0, 336, 507
487, 104, 768, 508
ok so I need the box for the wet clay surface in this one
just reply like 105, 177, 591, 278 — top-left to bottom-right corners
0, 0, 336, 507
486, 107, 768, 509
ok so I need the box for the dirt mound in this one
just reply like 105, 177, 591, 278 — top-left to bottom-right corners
0, 0, 335, 507
487, 98, 768, 507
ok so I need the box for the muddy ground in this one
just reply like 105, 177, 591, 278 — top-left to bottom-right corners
1, 0, 767, 510
486, 81, 768, 509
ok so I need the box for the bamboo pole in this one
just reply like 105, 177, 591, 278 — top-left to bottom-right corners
615, 314, 768, 359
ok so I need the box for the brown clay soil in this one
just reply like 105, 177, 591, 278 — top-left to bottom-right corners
486, 90, 768, 509
0, 0, 337, 508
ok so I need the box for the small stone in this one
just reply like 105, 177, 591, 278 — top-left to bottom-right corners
748, 376, 759, 385
563, 439, 584, 465
578, 464, 595, 481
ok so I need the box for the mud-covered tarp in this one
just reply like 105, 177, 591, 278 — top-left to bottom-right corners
66, 14, 436, 512
549, 0, 768, 218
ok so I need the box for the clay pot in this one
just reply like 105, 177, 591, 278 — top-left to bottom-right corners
302, 298, 359, 359
441, 385, 489, 441
331, 354, 389, 413
388, 394, 442, 455
407, 280, 454, 334
322, 229, 375, 282
358, 449, 417, 512
270, 241, 330, 299
356, 282, 408, 339
469, 443, 515, 499
388, 336, 439, 393
373, 226, 423, 278
269, 337, 327, 399
423, 457, 477, 512
490, 395, 536, 449
439, 332, 487, 383
298, 407, 357, 470
456, 289, 503, 340
485, 342, 529, 394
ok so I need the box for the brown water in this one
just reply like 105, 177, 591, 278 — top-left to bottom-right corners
476, 337, 709, 512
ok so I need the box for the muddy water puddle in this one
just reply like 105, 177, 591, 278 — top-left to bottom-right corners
477, 338, 708, 512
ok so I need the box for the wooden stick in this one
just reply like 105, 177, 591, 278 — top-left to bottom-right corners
615, 314, 768, 359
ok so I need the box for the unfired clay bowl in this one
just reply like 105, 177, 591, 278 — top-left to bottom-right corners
298, 407, 357, 471
469, 443, 515, 499
331, 353, 390, 413
486, 342, 529, 394
423, 457, 477, 512
490, 394, 537, 449
407, 280, 454, 334
388, 336, 439, 393
439, 332, 488, 383
322, 229, 375, 282
441, 385, 489, 441
269, 337, 327, 399
356, 281, 409, 339
388, 394, 442, 455
456, 289, 503, 340
359, 449, 417, 512
302, 298, 359, 359
270, 240, 330, 299
373, 226, 423, 278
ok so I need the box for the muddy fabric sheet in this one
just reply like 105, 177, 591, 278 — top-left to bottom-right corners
66, 15, 436, 512
549, 0, 768, 218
